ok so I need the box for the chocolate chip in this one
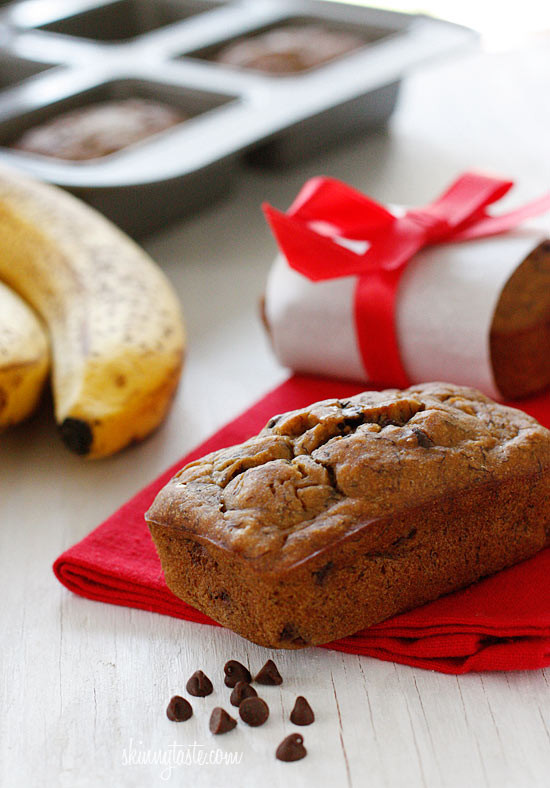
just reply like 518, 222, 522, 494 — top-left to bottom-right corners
276, 733, 307, 762
342, 410, 364, 428
290, 696, 314, 726
166, 696, 192, 722
411, 427, 434, 448
312, 560, 334, 586
255, 659, 282, 685
186, 670, 213, 697
239, 696, 269, 727
209, 588, 231, 604
224, 659, 252, 688
189, 542, 209, 566
209, 707, 237, 734
230, 681, 258, 707
267, 415, 281, 428
279, 623, 300, 641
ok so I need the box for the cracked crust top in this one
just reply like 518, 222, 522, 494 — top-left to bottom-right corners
146, 383, 550, 572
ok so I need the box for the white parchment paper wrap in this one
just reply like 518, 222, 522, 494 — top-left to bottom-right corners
264, 224, 549, 399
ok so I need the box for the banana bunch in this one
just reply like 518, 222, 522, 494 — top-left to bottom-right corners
0, 280, 49, 430
0, 165, 185, 458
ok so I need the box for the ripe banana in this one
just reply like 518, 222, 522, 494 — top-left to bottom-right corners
0, 164, 185, 458
0, 280, 49, 430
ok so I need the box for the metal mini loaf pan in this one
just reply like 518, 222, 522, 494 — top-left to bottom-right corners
0, 0, 476, 235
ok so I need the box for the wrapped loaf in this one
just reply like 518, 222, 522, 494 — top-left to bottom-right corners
264, 229, 550, 400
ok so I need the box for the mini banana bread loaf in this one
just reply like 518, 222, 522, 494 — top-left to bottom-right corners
214, 25, 364, 74
146, 383, 550, 649
12, 99, 185, 161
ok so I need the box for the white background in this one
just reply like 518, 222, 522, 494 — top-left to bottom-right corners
2, 28, 550, 788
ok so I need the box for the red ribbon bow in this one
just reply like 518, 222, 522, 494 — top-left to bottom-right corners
263, 173, 550, 387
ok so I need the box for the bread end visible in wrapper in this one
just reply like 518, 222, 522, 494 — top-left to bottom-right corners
263, 227, 550, 400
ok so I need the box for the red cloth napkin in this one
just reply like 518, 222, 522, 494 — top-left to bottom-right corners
53, 375, 550, 674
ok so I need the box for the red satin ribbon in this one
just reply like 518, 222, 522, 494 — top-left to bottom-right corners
263, 173, 550, 386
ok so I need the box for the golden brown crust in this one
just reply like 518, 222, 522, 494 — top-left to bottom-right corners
146, 382, 550, 648
148, 383, 550, 569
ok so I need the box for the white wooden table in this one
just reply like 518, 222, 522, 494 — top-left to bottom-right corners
2, 34, 550, 788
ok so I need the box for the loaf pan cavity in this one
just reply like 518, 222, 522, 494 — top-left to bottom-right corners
0, 76, 237, 161
36, 0, 223, 42
0, 51, 53, 89
184, 14, 394, 75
